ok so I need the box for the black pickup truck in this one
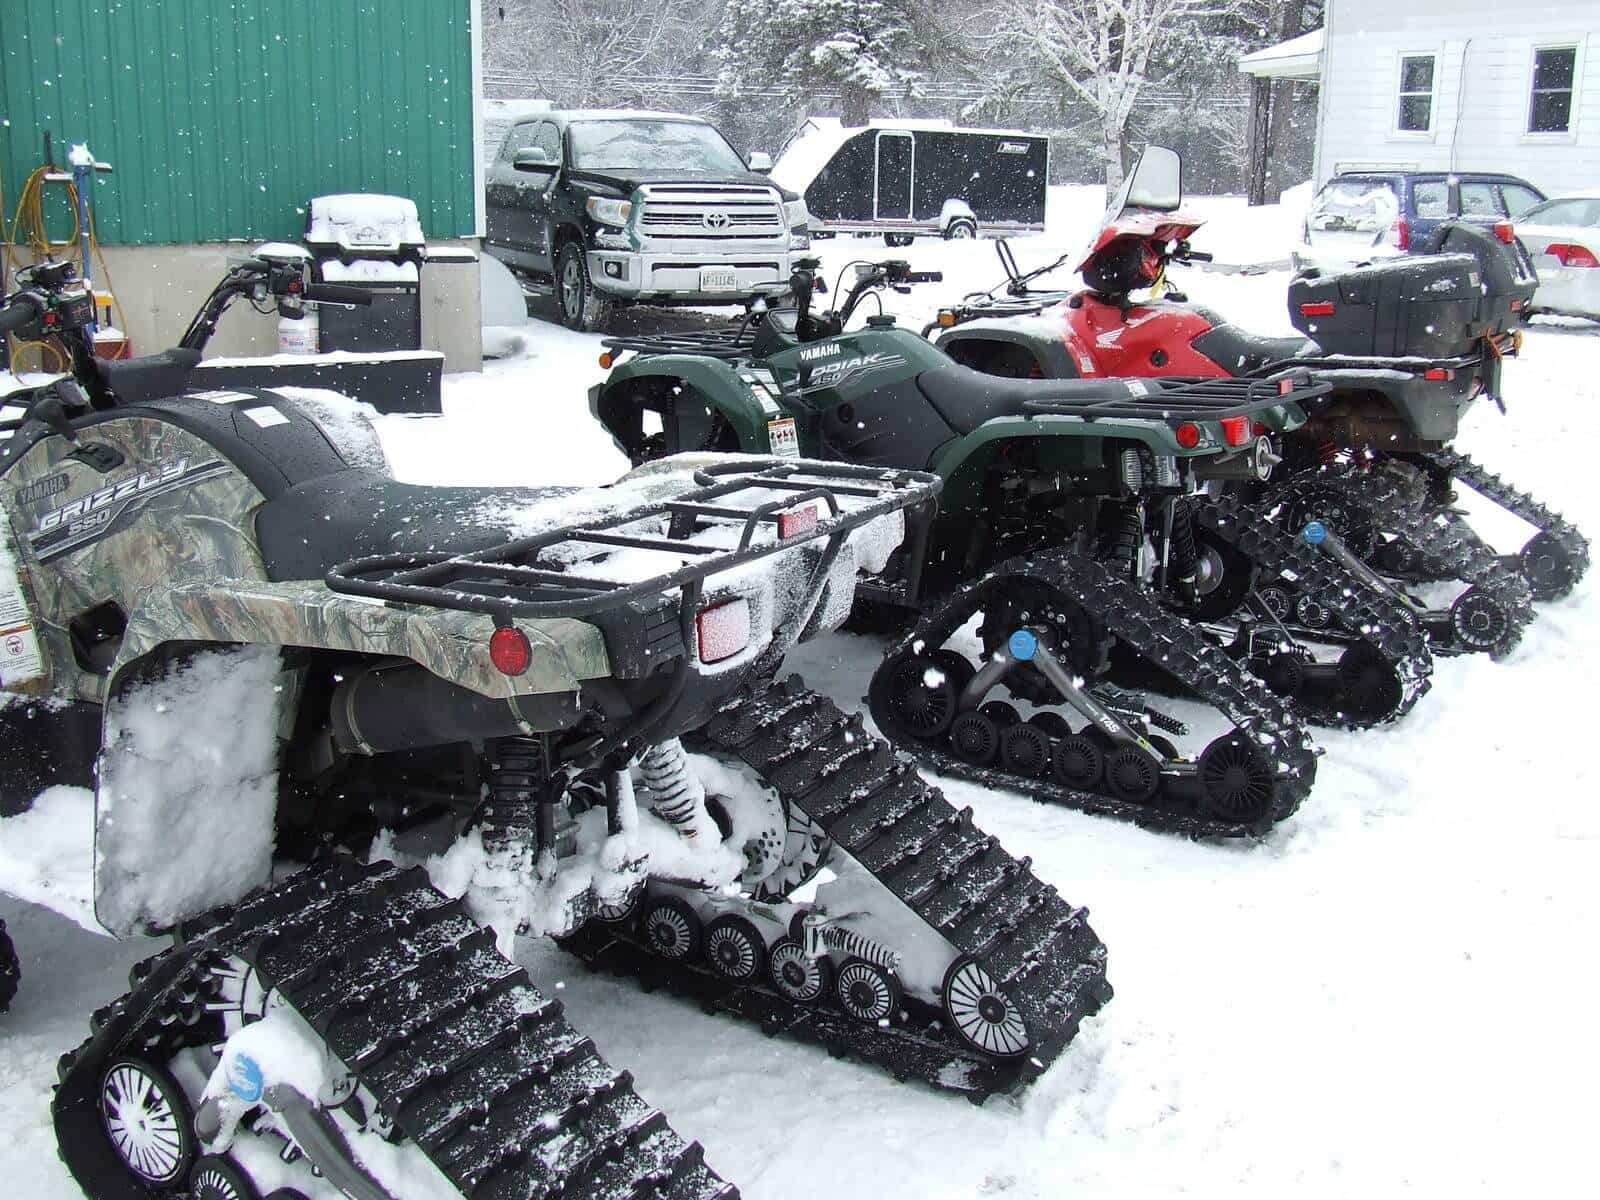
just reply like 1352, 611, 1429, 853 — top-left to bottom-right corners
484, 108, 812, 331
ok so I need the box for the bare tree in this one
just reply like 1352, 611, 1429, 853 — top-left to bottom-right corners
976, 0, 1245, 190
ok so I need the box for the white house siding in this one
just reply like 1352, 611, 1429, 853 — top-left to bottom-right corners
1314, 0, 1600, 195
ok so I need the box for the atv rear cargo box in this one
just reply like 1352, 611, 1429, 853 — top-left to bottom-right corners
1289, 253, 1488, 359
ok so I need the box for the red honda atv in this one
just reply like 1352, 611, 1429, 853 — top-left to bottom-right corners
931, 147, 1588, 658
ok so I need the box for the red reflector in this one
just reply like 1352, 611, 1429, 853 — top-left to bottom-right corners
1299, 302, 1336, 317
1493, 221, 1515, 245
489, 626, 532, 676
778, 503, 820, 540
1174, 422, 1202, 449
1394, 218, 1410, 251
1278, 378, 1295, 395
1220, 415, 1250, 447
1549, 243, 1600, 269
1423, 367, 1456, 382
287, 278, 302, 293
1252, 420, 1268, 436
697, 598, 752, 664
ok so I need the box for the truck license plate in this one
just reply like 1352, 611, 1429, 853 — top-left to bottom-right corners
700, 267, 739, 292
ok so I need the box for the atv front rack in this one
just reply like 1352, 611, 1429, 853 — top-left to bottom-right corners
325, 459, 940, 620
602, 324, 759, 361
1021, 372, 1331, 422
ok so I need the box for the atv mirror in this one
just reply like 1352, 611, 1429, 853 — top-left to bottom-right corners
1115, 146, 1183, 216
747, 151, 774, 173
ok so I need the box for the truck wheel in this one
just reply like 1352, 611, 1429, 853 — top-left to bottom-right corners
556, 242, 614, 333
944, 219, 977, 240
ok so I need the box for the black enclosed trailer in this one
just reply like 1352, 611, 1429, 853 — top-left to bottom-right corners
771, 118, 1048, 243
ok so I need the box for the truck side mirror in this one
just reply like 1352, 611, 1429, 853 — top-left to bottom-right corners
513, 147, 556, 173
747, 151, 773, 173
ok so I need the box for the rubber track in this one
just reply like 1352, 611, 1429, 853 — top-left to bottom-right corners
1201, 493, 1434, 729
1426, 448, 1591, 598
870, 552, 1319, 838
1274, 466, 1534, 658
569, 678, 1112, 1101
53, 859, 737, 1200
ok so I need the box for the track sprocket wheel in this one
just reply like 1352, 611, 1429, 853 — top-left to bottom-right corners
189, 1154, 261, 1200
99, 1055, 196, 1187
1336, 644, 1404, 722
768, 937, 832, 1004
1450, 587, 1512, 652
942, 957, 1030, 1057
749, 806, 832, 903
1285, 482, 1380, 560
1181, 529, 1257, 621
882, 650, 973, 739
976, 580, 1113, 704
1519, 532, 1579, 602
1197, 734, 1276, 823
641, 896, 702, 962
835, 958, 901, 1023
704, 915, 768, 983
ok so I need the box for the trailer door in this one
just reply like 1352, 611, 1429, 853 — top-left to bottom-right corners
875, 131, 914, 220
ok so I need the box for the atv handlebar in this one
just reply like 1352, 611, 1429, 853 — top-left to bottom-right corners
303, 283, 374, 306
0, 296, 40, 335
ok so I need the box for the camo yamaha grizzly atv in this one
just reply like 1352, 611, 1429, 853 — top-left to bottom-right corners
933, 146, 1589, 658
0, 270, 1111, 1199
592, 259, 1435, 841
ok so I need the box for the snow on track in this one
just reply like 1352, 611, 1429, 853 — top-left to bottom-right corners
3, 192, 1597, 1199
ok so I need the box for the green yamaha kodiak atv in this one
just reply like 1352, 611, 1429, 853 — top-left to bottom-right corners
931, 146, 1587, 658
0, 278, 1112, 1199
591, 259, 1434, 840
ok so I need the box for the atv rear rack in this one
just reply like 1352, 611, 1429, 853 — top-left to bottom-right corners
602, 324, 758, 361
1022, 372, 1331, 422
325, 459, 939, 620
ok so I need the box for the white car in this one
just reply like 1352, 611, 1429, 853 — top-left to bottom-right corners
1513, 193, 1600, 321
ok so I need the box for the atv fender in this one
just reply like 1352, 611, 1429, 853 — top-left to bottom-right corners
929, 415, 1199, 512
590, 355, 778, 461
937, 316, 1086, 380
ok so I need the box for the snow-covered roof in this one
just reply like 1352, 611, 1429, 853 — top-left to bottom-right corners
561, 109, 710, 124
771, 116, 1040, 193
1238, 28, 1324, 81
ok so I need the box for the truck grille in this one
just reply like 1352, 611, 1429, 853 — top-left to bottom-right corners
636, 184, 784, 241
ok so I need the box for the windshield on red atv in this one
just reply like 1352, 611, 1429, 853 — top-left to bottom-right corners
1077, 145, 1204, 278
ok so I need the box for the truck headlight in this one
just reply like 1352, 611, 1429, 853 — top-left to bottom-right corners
586, 197, 633, 228
783, 198, 810, 230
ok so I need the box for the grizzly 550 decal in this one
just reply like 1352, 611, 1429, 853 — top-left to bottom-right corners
29, 457, 231, 561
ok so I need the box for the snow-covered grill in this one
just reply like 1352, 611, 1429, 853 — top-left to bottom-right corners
636, 184, 785, 241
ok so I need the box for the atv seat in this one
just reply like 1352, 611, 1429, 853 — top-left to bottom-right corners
914, 364, 1165, 436
93, 348, 202, 406
1189, 324, 1316, 377
255, 468, 574, 581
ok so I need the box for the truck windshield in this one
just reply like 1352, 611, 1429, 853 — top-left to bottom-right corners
568, 121, 747, 173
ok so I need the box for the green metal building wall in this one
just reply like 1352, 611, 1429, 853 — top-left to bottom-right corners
0, 0, 477, 245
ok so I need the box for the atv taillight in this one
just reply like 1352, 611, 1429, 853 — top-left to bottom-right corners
1299, 301, 1336, 317
1277, 378, 1294, 396
489, 626, 532, 676
1220, 416, 1250, 447
1423, 367, 1456, 381
1549, 243, 1600, 269
1174, 422, 1202, 449
937, 310, 957, 327
697, 598, 752, 664
778, 503, 819, 540
1493, 221, 1516, 245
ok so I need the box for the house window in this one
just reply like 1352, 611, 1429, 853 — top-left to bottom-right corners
1529, 46, 1577, 134
1397, 55, 1436, 133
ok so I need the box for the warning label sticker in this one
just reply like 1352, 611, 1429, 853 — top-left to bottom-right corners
766, 417, 800, 458
0, 591, 43, 685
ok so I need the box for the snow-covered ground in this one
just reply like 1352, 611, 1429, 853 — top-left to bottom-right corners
4, 187, 1598, 1199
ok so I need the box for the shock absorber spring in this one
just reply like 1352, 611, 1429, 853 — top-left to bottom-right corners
637, 739, 713, 841
479, 735, 551, 858
1168, 498, 1200, 584
1101, 501, 1145, 581
801, 914, 901, 972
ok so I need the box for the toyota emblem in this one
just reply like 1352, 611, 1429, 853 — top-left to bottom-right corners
702, 211, 730, 230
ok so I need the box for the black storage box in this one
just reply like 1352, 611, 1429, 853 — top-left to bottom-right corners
1289, 254, 1487, 359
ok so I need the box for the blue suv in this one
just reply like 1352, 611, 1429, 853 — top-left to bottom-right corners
1294, 171, 1546, 272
